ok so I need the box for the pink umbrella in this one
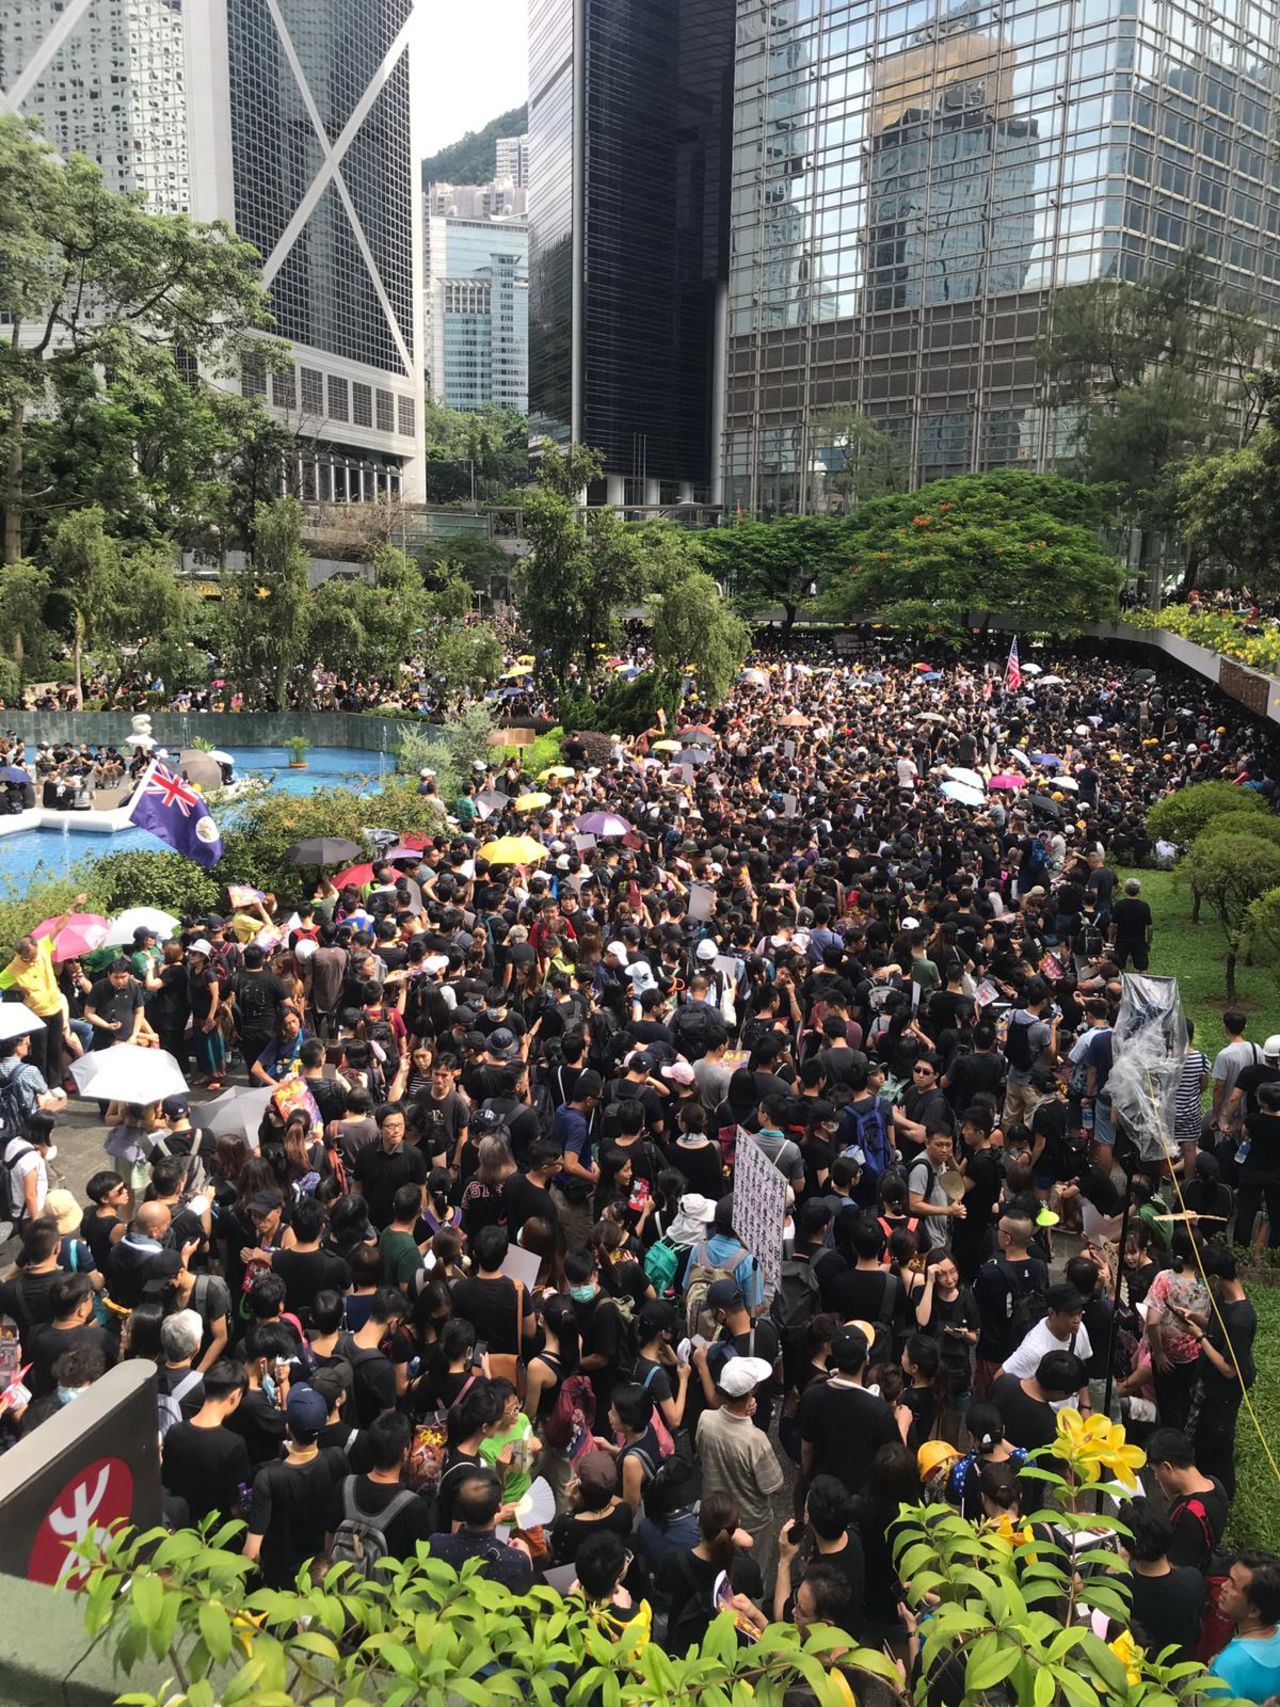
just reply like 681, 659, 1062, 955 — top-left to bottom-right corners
988, 774, 1025, 791
32, 912, 109, 962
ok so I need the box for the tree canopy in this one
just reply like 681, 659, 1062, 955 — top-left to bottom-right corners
824, 473, 1121, 630
1145, 780, 1266, 847
1177, 832, 1280, 999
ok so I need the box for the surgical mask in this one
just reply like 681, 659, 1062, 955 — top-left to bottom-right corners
57, 1385, 86, 1405
44, 1145, 57, 1162
262, 1373, 278, 1404
570, 1284, 596, 1304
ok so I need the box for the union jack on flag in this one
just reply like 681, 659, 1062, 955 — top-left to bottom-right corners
126, 760, 223, 868
1004, 636, 1023, 695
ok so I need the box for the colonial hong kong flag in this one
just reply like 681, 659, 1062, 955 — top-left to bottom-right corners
126, 761, 224, 868
1004, 635, 1023, 694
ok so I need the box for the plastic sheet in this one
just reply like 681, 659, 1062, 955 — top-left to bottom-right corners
1106, 974, 1187, 1162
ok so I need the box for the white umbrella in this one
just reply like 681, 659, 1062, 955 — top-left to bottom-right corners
944, 767, 985, 791
940, 780, 987, 807
208, 750, 234, 766
1021, 662, 1043, 676
102, 907, 181, 948
1010, 748, 1032, 771
1040, 675, 1065, 685
1055, 776, 1080, 792
0, 1005, 46, 1043
1074, 724, 1091, 737
71, 1044, 187, 1103
915, 712, 947, 723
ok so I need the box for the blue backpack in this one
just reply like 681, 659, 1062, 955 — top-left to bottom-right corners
845, 1098, 893, 1181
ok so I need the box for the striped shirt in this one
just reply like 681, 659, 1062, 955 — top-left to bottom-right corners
1175, 1049, 1209, 1140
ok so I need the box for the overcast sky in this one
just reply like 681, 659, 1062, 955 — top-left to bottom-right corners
415, 0, 528, 157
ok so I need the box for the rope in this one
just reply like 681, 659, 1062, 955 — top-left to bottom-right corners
1151, 1076, 1280, 1493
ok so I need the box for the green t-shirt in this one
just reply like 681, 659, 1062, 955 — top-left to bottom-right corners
378, 1227, 423, 1287
455, 795, 478, 825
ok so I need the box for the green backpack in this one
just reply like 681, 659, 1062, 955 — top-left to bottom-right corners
644, 1237, 681, 1295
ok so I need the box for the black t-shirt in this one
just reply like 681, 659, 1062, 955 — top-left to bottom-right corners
146, 964, 190, 1031
352, 1142, 428, 1229
248, 1448, 350, 1587
348, 1346, 398, 1427
0, 1268, 59, 1347
1242, 1111, 1280, 1184
1201, 1296, 1257, 1405
27, 1321, 117, 1398
449, 1275, 528, 1354
162, 1421, 253, 1524
87, 976, 144, 1043
974, 1255, 1049, 1362
1167, 1481, 1229, 1570
501, 1171, 559, 1236
328, 1475, 436, 1561
947, 1051, 1007, 1108
272, 1248, 351, 1318
797, 1379, 897, 1490
825, 1266, 903, 1337
232, 970, 287, 1037
1129, 1566, 1206, 1663
668, 1138, 723, 1202
227, 1388, 288, 1468
988, 1374, 1058, 1452
575, 1291, 626, 1412
1111, 897, 1152, 945
1030, 1098, 1073, 1181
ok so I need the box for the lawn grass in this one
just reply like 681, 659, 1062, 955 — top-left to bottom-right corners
1226, 1278, 1280, 1553
1118, 867, 1275, 1050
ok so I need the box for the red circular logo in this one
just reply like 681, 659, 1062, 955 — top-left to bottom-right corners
27, 1456, 134, 1587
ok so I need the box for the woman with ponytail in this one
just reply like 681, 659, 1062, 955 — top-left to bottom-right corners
948, 1401, 1028, 1519
658, 1491, 765, 1652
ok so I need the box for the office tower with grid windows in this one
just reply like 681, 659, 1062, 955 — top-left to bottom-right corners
724, 0, 1280, 514
528, 0, 736, 505
496, 133, 530, 188
0, 0, 424, 501
427, 213, 530, 412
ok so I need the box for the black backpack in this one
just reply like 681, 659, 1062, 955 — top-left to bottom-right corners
999, 1258, 1049, 1345
770, 1257, 821, 1348
671, 1002, 727, 1060
1004, 1014, 1037, 1073
0, 1073, 28, 1147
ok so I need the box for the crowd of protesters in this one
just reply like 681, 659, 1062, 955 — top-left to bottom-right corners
0, 633, 1279, 1695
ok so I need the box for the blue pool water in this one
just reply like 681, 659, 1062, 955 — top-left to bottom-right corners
0, 745, 392, 890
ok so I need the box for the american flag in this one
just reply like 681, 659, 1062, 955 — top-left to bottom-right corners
1004, 636, 1022, 694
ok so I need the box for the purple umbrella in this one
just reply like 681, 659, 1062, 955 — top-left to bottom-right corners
578, 811, 633, 838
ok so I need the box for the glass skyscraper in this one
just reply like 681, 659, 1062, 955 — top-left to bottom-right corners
0, 0, 424, 501
428, 215, 530, 413
725, 0, 1280, 512
529, 0, 736, 502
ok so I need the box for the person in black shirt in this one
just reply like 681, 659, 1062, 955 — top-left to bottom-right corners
85, 961, 145, 1048
1109, 878, 1153, 971
451, 1226, 538, 1354
989, 1350, 1087, 1454
227, 1321, 293, 1468
1147, 1430, 1229, 1571
500, 1138, 563, 1237
26, 1272, 116, 1398
326, 1412, 437, 1562
1183, 1244, 1257, 1498
1235, 1080, 1280, 1249
1121, 1499, 1206, 1665
230, 946, 288, 1072
161, 1360, 253, 1526
798, 1328, 897, 1494
245, 1384, 349, 1588
353, 1103, 428, 1229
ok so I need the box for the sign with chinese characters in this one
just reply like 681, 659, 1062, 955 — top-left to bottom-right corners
732, 1129, 788, 1295
0, 1364, 161, 1584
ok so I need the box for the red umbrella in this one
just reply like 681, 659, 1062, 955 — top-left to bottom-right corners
334, 863, 376, 889
397, 832, 431, 851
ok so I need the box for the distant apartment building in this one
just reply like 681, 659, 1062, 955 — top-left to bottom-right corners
426, 212, 529, 412
496, 132, 529, 188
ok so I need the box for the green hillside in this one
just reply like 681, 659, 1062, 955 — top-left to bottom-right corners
421, 105, 528, 187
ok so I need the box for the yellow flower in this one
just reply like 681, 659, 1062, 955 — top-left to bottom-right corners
1054, 1409, 1146, 1489
1109, 1629, 1144, 1685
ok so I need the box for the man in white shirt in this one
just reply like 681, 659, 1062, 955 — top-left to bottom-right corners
997, 1282, 1092, 1411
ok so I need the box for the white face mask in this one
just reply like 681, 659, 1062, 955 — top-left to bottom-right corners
44, 1146, 57, 1163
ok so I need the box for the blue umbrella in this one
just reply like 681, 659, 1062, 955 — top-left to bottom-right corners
920, 671, 942, 682
1032, 753, 1063, 768
0, 766, 29, 784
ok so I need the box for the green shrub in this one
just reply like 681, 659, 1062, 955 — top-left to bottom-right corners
1191, 809, 1280, 853
496, 724, 563, 778
559, 669, 680, 737
88, 850, 221, 920
1147, 780, 1266, 847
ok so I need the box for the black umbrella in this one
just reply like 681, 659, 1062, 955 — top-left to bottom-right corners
1025, 793, 1065, 819
286, 836, 362, 865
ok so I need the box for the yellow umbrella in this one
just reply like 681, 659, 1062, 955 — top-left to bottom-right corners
516, 654, 535, 665
538, 766, 576, 781
501, 664, 534, 679
652, 739, 681, 754
478, 836, 547, 865
515, 791, 551, 811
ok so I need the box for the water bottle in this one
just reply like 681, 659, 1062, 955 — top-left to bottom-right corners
1081, 1100, 1094, 1141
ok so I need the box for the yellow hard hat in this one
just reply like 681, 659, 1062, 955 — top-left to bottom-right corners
918, 1440, 960, 1480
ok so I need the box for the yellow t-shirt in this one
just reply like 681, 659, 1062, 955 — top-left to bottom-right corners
0, 936, 62, 1017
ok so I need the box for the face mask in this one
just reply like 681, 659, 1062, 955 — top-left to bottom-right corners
57, 1385, 85, 1405
262, 1373, 278, 1404
570, 1284, 596, 1304
44, 1146, 57, 1162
